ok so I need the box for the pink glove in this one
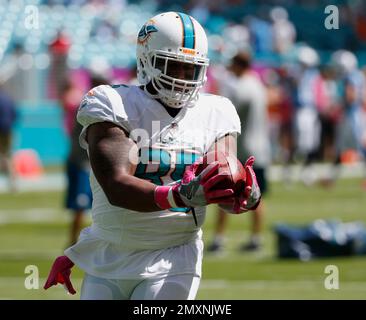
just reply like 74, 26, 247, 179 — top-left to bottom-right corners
242, 156, 262, 210
44, 255, 76, 295
155, 160, 235, 210
220, 156, 262, 214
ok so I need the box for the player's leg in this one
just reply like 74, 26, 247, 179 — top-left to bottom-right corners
280, 121, 295, 183
244, 202, 264, 250
0, 133, 16, 191
65, 161, 78, 246
80, 273, 138, 300
65, 161, 92, 246
130, 274, 201, 300
241, 167, 267, 251
70, 210, 84, 246
207, 207, 228, 252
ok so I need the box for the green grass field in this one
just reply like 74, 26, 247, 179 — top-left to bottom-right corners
0, 178, 366, 300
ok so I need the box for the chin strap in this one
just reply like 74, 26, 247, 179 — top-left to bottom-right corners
143, 83, 159, 98
146, 78, 199, 109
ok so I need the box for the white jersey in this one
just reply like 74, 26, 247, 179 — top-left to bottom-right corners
65, 84, 240, 279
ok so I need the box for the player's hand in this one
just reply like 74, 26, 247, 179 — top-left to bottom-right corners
155, 160, 234, 209
174, 161, 235, 207
242, 156, 261, 209
44, 255, 76, 295
220, 156, 261, 214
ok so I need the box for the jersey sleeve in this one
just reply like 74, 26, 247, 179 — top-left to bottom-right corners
77, 85, 131, 149
206, 96, 241, 152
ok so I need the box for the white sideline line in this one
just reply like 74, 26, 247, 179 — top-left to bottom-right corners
0, 173, 65, 193
0, 208, 67, 224
268, 162, 365, 181
0, 250, 61, 259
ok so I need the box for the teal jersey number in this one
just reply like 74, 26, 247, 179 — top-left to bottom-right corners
135, 148, 200, 213
135, 148, 171, 185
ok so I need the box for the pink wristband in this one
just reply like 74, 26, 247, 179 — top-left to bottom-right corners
154, 186, 178, 209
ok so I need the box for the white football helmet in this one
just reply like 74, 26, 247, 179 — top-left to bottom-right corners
136, 12, 209, 108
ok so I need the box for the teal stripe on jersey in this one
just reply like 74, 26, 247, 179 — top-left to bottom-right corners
177, 12, 195, 49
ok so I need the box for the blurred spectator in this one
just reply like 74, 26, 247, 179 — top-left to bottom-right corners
61, 79, 84, 136
246, 13, 273, 55
208, 51, 270, 253
0, 85, 17, 191
264, 68, 295, 169
314, 65, 340, 162
336, 51, 365, 156
65, 120, 92, 246
327, 50, 366, 184
274, 67, 297, 174
222, 23, 251, 58
294, 45, 321, 185
62, 75, 107, 246
358, 74, 366, 187
270, 6, 296, 55
0, 44, 32, 101
48, 31, 71, 100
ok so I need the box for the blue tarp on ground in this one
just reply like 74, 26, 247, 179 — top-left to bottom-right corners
274, 220, 366, 261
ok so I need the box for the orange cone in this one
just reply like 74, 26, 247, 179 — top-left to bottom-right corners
12, 149, 43, 178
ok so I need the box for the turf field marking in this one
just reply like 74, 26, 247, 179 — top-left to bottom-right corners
0, 208, 66, 224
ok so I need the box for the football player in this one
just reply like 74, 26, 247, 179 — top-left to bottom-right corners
44, 11, 261, 300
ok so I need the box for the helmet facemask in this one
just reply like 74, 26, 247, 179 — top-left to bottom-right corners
141, 50, 209, 108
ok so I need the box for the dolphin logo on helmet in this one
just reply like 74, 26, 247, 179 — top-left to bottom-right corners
138, 21, 158, 44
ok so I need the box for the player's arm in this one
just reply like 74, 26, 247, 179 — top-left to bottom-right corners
208, 133, 237, 158
87, 121, 233, 212
87, 121, 160, 212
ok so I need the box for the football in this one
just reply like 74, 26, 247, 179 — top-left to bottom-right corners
196, 150, 246, 196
